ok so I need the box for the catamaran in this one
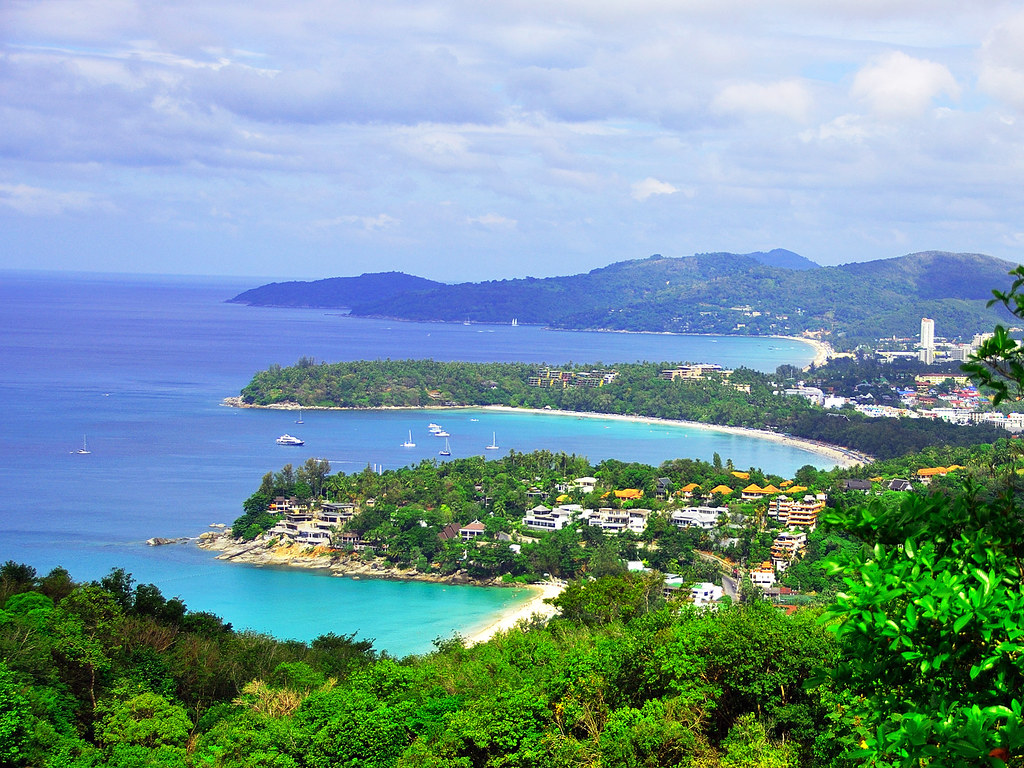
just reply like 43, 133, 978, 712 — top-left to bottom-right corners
295, 409, 304, 424
402, 430, 416, 447
439, 438, 451, 456
76, 435, 91, 454
486, 432, 499, 450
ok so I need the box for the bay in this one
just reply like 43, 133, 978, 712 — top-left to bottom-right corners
0, 271, 820, 655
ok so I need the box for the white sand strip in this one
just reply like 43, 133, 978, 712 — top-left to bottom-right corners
466, 581, 564, 646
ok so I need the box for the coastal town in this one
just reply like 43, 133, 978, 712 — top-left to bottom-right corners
201, 447, 968, 618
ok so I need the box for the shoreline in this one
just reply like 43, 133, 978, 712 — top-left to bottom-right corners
464, 581, 564, 645
224, 396, 869, 466
475, 405, 870, 467
196, 532, 564, 643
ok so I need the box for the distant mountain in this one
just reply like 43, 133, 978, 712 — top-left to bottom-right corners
229, 272, 444, 308
744, 248, 819, 271
229, 251, 1019, 344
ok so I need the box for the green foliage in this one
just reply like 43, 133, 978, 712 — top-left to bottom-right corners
0, 660, 32, 766
823, 488, 1024, 765
963, 264, 1024, 406
232, 251, 1017, 343
240, 358, 1001, 460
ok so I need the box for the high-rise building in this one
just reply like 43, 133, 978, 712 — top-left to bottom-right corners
920, 317, 935, 349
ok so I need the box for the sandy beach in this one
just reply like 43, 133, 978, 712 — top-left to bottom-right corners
774, 334, 834, 369
466, 581, 564, 645
477, 405, 871, 467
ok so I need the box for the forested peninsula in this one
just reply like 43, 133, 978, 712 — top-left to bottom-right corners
235, 358, 1001, 460
228, 250, 1016, 344
4, 433, 1024, 767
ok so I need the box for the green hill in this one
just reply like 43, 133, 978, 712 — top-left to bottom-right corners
228, 251, 1019, 344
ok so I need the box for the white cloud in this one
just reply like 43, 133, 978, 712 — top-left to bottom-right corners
631, 177, 678, 202
314, 214, 399, 231
0, 183, 109, 215
711, 79, 813, 122
850, 51, 960, 118
979, 10, 1024, 111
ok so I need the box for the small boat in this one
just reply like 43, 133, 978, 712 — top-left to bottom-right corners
76, 435, 91, 454
439, 438, 451, 456
511, 318, 518, 326
295, 409, 304, 424
434, 430, 450, 437
486, 432, 499, 450
427, 422, 442, 431
276, 434, 304, 446
402, 430, 416, 448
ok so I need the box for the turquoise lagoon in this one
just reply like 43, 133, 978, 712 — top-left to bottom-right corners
0, 271, 825, 655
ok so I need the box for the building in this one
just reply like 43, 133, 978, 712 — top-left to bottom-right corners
771, 532, 807, 571
585, 508, 650, 534
659, 364, 730, 381
521, 504, 577, 531
920, 317, 935, 349
459, 520, 487, 540
670, 506, 725, 530
768, 494, 825, 530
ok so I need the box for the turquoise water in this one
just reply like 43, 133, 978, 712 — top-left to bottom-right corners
0, 271, 821, 655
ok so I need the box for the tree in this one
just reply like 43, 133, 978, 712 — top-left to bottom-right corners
963, 264, 1024, 405
0, 660, 31, 766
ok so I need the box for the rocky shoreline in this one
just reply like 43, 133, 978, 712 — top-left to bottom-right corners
196, 530, 521, 588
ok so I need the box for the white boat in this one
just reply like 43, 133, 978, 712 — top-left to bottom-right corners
428, 422, 442, 431
276, 434, 304, 446
486, 432, 499, 450
402, 430, 416, 447
295, 409, 304, 424
439, 438, 451, 456
434, 430, 450, 437
76, 435, 91, 454
512, 318, 518, 326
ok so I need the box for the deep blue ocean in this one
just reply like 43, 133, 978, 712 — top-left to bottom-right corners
0, 271, 820, 655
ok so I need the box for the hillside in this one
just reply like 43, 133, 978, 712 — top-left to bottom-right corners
228, 250, 1018, 343
228, 271, 444, 307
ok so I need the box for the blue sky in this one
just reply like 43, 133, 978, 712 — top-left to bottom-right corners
3, 0, 1024, 282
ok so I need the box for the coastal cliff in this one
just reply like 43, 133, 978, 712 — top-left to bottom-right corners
198, 530, 517, 587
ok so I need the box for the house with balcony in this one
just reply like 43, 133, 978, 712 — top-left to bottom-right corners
670, 506, 725, 530
771, 532, 807, 572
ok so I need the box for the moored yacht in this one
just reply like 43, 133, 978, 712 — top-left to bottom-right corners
276, 434, 305, 446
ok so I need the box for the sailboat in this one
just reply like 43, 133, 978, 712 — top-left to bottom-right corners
295, 409, 304, 424
76, 435, 91, 455
402, 430, 416, 448
439, 438, 451, 456
485, 432, 499, 450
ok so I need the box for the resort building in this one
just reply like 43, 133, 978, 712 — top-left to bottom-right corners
749, 563, 777, 590
768, 494, 825, 530
771, 532, 807, 572
521, 505, 577, 531
459, 520, 487, 540
659, 364, 732, 381
584, 508, 651, 534
670, 506, 725, 530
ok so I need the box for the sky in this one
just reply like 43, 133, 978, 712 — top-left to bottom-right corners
3, 1, 1024, 283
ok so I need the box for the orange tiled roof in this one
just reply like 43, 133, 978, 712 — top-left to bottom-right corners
761, 484, 781, 494
742, 483, 764, 493
615, 488, 643, 499
709, 485, 734, 495
731, 471, 750, 480
787, 485, 808, 494
780, 480, 793, 487
681, 482, 701, 492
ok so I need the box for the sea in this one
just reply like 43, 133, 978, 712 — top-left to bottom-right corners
0, 271, 823, 656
